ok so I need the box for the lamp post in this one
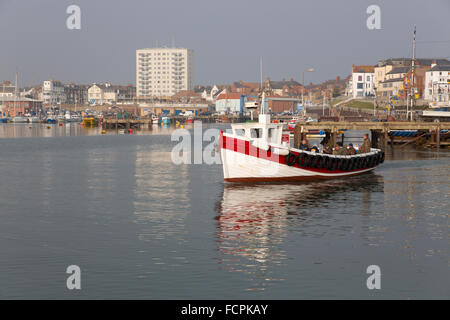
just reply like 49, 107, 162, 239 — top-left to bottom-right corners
302, 68, 314, 117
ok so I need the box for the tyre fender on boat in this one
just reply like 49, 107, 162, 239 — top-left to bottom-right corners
338, 157, 345, 171
343, 157, 352, 171
348, 157, 356, 171
328, 157, 338, 171
310, 154, 319, 168
322, 156, 331, 170
297, 153, 307, 167
285, 152, 297, 166
380, 151, 385, 163
362, 156, 369, 169
304, 154, 314, 167
370, 154, 378, 167
355, 157, 363, 169
315, 155, 325, 169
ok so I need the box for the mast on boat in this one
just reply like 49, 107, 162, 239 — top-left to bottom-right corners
14, 72, 18, 117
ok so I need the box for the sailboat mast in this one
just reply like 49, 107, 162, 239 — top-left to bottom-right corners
411, 26, 416, 121
14, 72, 18, 117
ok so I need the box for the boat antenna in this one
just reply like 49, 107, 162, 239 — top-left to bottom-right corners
260, 56, 263, 90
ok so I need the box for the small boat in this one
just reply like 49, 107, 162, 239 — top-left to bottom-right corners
152, 115, 159, 124
162, 116, 170, 125
219, 93, 384, 183
71, 114, 82, 122
11, 116, 28, 123
26, 116, 40, 123
0, 118, 8, 123
83, 115, 99, 127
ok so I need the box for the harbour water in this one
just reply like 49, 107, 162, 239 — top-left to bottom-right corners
0, 123, 448, 299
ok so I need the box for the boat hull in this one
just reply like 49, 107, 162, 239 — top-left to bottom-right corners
220, 132, 381, 183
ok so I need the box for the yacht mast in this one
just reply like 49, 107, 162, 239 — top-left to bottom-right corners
410, 26, 416, 121
14, 72, 18, 117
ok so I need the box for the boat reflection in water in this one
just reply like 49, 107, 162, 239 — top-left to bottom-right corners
215, 173, 384, 291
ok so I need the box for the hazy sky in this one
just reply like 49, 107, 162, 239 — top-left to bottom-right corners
1, 0, 449, 87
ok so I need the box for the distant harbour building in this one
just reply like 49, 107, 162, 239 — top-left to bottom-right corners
0, 81, 16, 99
64, 83, 89, 105
215, 92, 244, 113
136, 47, 194, 98
350, 65, 375, 98
41, 79, 66, 105
424, 64, 450, 107
0, 97, 43, 117
87, 83, 136, 105
374, 58, 450, 102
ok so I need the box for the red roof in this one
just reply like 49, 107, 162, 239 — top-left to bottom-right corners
216, 93, 242, 100
352, 65, 375, 73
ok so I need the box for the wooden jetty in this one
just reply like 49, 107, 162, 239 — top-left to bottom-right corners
101, 116, 249, 130
293, 121, 450, 151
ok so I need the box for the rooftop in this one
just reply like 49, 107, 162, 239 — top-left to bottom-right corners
429, 65, 450, 72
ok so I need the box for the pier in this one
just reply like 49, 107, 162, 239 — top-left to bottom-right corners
293, 121, 450, 151
101, 116, 248, 130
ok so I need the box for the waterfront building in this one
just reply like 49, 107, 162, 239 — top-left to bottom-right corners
0, 81, 15, 99
350, 65, 375, 98
136, 47, 194, 98
87, 83, 136, 105
64, 83, 88, 105
41, 79, 66, 105
424, 64, 450, 107
1, 97, 43, 117
215, 92, 244, 113
374, 58, 450, 91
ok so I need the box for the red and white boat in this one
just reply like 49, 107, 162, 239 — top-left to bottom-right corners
219, 93, 384, 183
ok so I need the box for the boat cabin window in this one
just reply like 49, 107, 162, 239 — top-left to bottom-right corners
250, 128, 262, 138
234, 128, 245, 136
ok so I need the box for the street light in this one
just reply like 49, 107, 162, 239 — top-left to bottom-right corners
302, 68, 315, 117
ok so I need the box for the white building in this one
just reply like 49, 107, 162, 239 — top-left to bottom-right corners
0, 81, 15, 99
41, 80, 66, 104
424, 64, 450, 107
201, 85, 220, 102
88, 83, 118, 105
136, 47, 194, 97
350, 65, 375, 98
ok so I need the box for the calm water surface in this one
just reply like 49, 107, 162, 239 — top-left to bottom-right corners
0, 123, 448, 299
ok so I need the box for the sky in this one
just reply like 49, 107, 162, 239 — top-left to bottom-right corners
0, 0, 449, 87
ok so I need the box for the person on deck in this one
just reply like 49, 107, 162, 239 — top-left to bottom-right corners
322, 145, 333, 154
347, 143, 356, 155
359, 134, 372, 153
333, 144, 348, 155
299, 139, 311, 151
